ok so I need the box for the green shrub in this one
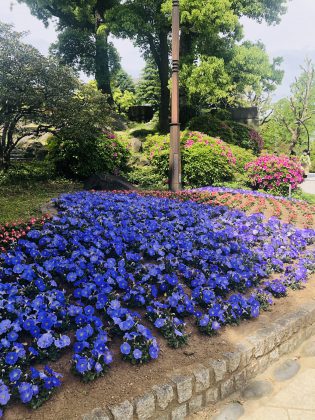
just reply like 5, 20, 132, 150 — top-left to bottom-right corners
0, 161, 56, 186
127, 166, 167, 190
183, 142, 235, 187
229, 144, 255, 173
188, 115, 234, 144
47, 132, 130, 179
188, 114, 263, 154
147, 131, 236, 188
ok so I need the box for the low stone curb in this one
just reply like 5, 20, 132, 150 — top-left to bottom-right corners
82, 302, 315, 420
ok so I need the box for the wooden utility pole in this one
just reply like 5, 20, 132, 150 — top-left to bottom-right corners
169, 0, 182, 191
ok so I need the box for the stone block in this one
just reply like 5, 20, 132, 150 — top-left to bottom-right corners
234, 370, 247, 390
247, 335, 265, 358
223, 351, 241, 373
135, 393, 155, 419
110, 400, 133, 420
189, 395, 203, 414
208, 359, 227, 382
171, 404, 187, 420
268, 348, 280, 364
246, 360, 259, 380
205, 387, 220, 404
235, 343, 253, 367
152, 383, 174, 411
194, 365, 210, 393
257, 354, 270, 372
220, 378, 235, 399
172, 375, 193, 403
278, 340, 290, 356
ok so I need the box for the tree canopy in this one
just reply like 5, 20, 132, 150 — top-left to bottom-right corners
0, 22, 111, 170
19, 0, 288, 129
18, 0, 119, 99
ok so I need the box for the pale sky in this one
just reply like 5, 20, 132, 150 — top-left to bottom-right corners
1, 0, 315, 100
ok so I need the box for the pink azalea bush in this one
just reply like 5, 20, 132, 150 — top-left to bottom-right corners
146, 131, 237, 188
245, 154, 304, 195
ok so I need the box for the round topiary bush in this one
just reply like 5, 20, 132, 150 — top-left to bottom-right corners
245, 154, 304, 195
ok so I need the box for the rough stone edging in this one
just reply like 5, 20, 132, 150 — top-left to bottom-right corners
82, 302, 315, 420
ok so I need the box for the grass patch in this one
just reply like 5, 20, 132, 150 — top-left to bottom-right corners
0, 179, 82, 224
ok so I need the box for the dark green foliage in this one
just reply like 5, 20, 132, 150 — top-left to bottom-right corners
112, 69, 136, 93
126, 166, 167, 190
0, 23, 78, 170
48, 134, 130, 180
20, 0, 119, 98
135, 59, 161, 111
188, 114, 263, 154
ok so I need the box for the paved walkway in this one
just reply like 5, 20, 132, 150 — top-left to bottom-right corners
190, 335, 315, 420
301, 173, 315, 195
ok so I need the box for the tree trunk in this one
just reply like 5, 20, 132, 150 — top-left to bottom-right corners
95, 11, 113, 103
179, 30, 197, 125
157, 31, 170, 133
289, 126, 301, 153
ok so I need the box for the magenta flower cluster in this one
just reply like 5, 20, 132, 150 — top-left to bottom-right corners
245, 154, 304, 195
184, 131, 236, 165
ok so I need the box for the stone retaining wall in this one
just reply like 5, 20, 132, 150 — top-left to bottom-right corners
82, 302, 315, 420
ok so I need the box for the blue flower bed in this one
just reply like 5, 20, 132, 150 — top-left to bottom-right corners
0, 191, 314, 416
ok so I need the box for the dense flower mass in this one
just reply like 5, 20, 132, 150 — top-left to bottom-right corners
245, 154, 304, 195
191, 186, 302, 201
0, 216, 49, 253
0, 191, 314, 416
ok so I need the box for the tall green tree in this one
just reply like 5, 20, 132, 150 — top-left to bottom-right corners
0, 22, 111, 170
109, 0, 171, 132
110, 0, 287, 129
262, 59, 315, 153
135, 59, 161, 111
19, 0, 118, 100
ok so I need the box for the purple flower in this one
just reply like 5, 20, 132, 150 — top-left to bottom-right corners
211, 321, 221, 331
120, 342, 131, 355
154, 318, 166, 328
133, 349, 142, 360
5, 352, 18, 366
55, 335, 71, 349
149, 345, 159, 359
75, 357, 89, 374
9, 368, 22, 382
0, 384, 10, 406
37, 332, 54, 349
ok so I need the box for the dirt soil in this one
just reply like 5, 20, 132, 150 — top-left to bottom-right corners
4, 272, 315, 420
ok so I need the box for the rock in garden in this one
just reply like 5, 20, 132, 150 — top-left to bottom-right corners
241, 380, 273, 399
273, 359, 300, 381
301, 340, 315, 357
212, 402, 245, 420
129, 137, 143, 153
84, 173, 137, 191
41, 201, 58, 216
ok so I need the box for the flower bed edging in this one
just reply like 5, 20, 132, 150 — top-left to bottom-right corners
82, 301, 315, 420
